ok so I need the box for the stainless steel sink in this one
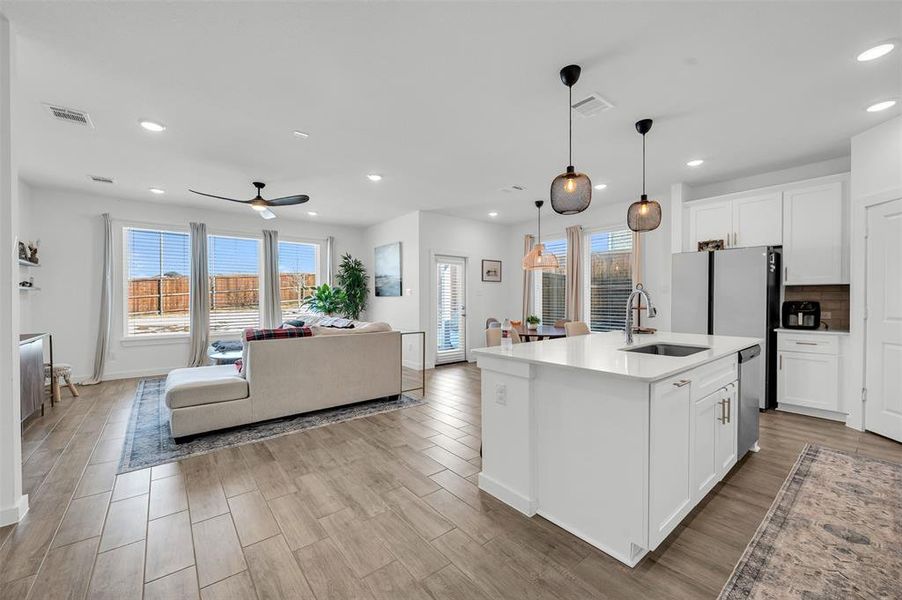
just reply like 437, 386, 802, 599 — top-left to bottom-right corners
622, 343, 709, 357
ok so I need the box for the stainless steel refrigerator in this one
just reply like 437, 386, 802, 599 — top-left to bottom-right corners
671, 247, 782, 413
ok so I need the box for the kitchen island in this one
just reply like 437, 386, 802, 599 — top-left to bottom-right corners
472, 331, 760, 567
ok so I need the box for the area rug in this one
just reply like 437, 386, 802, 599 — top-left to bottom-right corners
117, 377, 424, 474
718, 444, 901, 599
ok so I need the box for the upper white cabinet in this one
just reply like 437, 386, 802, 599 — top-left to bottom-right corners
686, 192, 782, 251
782, 181, 847, 285
733, 193, 783, 247
688, 200, 733, 250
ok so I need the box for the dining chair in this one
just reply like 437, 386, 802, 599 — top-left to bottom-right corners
486, 317, 500, 329
554, 319, 570, 328
485, 328, 522, 347
564, 321, 591, 337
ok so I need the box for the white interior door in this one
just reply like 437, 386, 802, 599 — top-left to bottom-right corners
435, 256, 467, 365
865, 197, 902, 442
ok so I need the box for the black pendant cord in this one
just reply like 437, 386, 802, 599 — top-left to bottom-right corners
568, 85, 573, 167
642, 132, 646, 197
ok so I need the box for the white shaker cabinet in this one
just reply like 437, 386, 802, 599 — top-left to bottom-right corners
776, 330, 844, 418
686, 192, 781, 251
782, 181, 846, 284
687, 199, 732, 250
733, 192, 782, 247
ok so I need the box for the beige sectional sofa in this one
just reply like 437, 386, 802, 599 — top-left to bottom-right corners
164, 325, 401, 438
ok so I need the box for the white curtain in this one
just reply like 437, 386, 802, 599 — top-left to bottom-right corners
565, 225, 583, 322
187, 222, 210, 367
522, 234, 535, 323
325, 235, 335, 286
262, 229, 282, 329
84, 213, 112, 385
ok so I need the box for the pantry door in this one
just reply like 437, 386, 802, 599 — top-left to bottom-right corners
435, 255, 467, 365
865, 197, 902, 442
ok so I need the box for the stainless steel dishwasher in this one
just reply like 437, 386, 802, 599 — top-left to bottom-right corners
738, 345, 762, 458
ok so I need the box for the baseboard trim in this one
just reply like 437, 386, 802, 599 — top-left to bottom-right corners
0, 494, 29, 526
478, 473, 536, 516
80, 366, 173, 383
777, 403, 847, 422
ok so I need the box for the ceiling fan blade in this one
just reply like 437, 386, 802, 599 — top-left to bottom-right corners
259, 208, 277, 220
189, 189, 251, 203
266, 194, 310, 206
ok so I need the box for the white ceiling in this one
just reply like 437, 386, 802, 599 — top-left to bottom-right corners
2, 1, 900, 226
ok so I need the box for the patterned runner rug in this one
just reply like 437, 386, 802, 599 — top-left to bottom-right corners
719, 444, 901, 599
118, 377, 424, 474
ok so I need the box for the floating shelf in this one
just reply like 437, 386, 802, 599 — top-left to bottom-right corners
18, 286, 40, 291
18, 259, 40, 267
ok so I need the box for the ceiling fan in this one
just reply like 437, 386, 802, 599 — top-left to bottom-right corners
188, 181, 309, 220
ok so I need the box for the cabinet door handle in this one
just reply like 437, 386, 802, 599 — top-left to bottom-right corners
718, 398, 726, 424
779, 354, 783, 370
784, 266, 788, 281
726, 395, 731, 423
795, 341, 818, 346
673, 379, 691, 388
733, 232, 737, 246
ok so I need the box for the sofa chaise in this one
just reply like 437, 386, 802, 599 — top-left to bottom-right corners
164, 324, 401, 438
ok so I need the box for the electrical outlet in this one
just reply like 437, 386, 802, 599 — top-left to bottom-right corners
495, 383, 507, 405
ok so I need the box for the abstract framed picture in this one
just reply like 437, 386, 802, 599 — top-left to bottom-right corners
481, 259, 502, 282
374, 242, 402, 296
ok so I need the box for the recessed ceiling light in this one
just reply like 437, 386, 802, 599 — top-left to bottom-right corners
488, 211, 499, 217
139, 120, 166, 132
593, 183, 607, 190
857, 43, 895, 62
686, 159, 705, 167
292, 130, 310, 138
367, 174, 382, 182
307, 211, 318, 216
148, 187, 165, 194
866, 100, 897, 112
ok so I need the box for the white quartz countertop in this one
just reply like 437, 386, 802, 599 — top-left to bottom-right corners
774, 328, 849, 336
472, 331, 761, 382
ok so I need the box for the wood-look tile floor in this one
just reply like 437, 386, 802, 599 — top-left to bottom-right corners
1, 363, 899, 599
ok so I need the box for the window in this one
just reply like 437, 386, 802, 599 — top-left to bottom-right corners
208, 235, 261, 334
586, 229, 633, 331
278, 240, 320, 320
125, 228, 191, 336
534, 238, 567, 325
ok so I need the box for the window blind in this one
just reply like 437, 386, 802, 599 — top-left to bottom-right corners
208, 235, 261, 333
125, 228, 190, 336
539, 238, 568, 325
436, 260, 465, 362
588, 229, 633, 332
278, 241, 319, 320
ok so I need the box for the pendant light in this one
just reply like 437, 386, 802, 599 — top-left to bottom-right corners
550, 64, 592, 215
522, 200, 560, 271
627, 118, 662, 232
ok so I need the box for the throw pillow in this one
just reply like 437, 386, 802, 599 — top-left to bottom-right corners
280, 319, 305, 328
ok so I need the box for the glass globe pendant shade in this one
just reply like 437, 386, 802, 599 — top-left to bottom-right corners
522, 243, 560, 271
627, 194, 663, 232
550, 166, 592, 215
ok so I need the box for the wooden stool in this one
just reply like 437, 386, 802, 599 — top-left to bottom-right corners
45, 363, 79, 404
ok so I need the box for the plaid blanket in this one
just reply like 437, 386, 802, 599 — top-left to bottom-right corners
244, 326, 313, 341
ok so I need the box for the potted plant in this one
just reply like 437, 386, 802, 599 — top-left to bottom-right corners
526, 315, 541, 330
302, 283, 347, 316
336, 253, 369, 320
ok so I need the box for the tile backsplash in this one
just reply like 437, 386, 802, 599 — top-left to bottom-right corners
783, 285, 850, 331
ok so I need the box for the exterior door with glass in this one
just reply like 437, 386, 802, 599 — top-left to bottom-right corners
435, 256, 467, 364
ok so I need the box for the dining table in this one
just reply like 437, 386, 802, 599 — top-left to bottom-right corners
513, 324, 567, 341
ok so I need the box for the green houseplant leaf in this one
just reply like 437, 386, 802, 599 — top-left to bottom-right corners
302, 283, 347, 316
336, 253, 369, 320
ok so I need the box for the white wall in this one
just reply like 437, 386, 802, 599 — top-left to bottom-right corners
21, 183, 368, 380
363, 211, 420, 333
418, 212, 516, 367
686, 156, 851, 201
848, 115, 902, 431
